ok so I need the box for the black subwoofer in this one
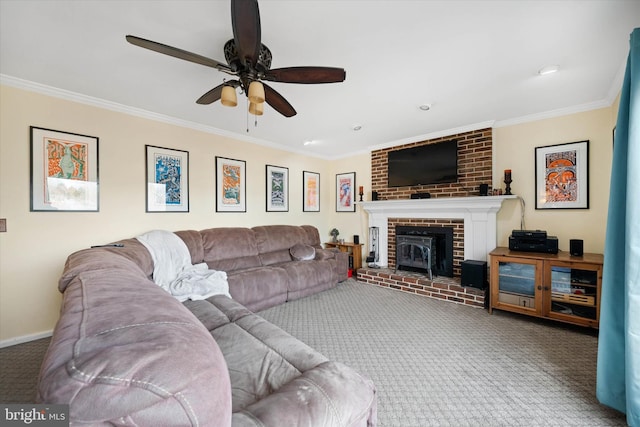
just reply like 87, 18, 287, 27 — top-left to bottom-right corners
461, 260, 487, 289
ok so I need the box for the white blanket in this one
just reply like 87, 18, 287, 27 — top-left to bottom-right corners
136, 230, 230, 302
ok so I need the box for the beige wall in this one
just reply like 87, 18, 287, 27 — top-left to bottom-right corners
0, 85, 349, 344
493, 107, 615, 253
0, 84, 617, 344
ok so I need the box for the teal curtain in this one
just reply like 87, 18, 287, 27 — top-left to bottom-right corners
597, 27, 640, 427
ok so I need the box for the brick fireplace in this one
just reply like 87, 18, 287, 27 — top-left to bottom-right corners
358, 127, 514, 308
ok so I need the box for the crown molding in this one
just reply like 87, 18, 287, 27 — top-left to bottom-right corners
0, 74, 333, 160
493, 99, 612, 128
2, 73, 620, 160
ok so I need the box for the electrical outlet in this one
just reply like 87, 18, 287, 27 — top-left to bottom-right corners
0, 218, 6, 232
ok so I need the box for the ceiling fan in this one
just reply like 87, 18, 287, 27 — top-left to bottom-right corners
126, 0, 346, 118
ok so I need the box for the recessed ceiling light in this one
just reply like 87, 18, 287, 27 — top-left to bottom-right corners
419, 104, 431, 111
538, 65, 559, 76
352, 124, 362, 131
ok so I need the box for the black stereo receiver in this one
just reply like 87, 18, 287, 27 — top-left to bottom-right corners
509, 235, 558, 254
511, 229, 547, 239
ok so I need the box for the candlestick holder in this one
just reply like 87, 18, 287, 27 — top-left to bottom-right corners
359, 189, 364, 202
504, 177, 512, 195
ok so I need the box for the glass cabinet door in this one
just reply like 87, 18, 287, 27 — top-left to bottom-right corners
496, 260, 538, 310
548, 264, 598, 321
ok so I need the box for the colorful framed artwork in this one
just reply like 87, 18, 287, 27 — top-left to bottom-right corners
145, 145, 189, 212
303, 170, 320, 212
336, 171, 356, 212
216, 156, 246, 212
266, 164, 288, 212
535, 140, 589, 209
30, 126, 99, 212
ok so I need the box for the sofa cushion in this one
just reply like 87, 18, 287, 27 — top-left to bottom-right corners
253, 225, 308, 254
300, 225, 323, 246
40, 269, 232, 426
175, 229, 205, 264
290, 243, 316, 261
185, 296, 328, 412
185, 296, 377, 427
201, 227, 261, 272
231, 361, 377, 427
258, 248, 292, 265
226, 267, 289, 312
279, 260, 335, 298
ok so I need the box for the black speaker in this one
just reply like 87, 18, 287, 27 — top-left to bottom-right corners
371, 191, 379, 201
570, 239, 584, 256
461, 260, 487, 289
479, 184, 489, 196
353, 235, 360, 244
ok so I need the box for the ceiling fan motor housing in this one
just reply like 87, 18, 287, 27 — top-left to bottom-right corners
224, 39, 272, 75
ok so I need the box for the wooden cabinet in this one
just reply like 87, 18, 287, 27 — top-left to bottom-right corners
324, 241, 363, 273
489, 247, 603, 328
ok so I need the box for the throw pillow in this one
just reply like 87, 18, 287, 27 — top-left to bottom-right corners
290, 243, 316, 261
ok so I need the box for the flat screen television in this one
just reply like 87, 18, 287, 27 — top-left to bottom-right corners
387, 139, 458, 187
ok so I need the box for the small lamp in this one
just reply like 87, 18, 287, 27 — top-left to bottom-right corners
248, 81, 265, 104
249, 101, 264, 116
221, 85, 237, 107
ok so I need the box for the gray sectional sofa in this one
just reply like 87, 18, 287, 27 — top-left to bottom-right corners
37, 225, 377, 426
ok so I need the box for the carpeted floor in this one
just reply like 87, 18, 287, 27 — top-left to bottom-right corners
257, 280, 626, 427
0, 337, 50, 403
0, 280, 627, 426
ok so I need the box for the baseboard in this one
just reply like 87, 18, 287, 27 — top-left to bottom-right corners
0, 330, 53, 349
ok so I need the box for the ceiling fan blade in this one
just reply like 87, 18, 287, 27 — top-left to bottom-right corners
197, 80, 240, 104
264, 67, 346, 84
126, 35, 231, 72
231, 0, 261, 67
196, 84, 226, 105
263, 83, 296, 117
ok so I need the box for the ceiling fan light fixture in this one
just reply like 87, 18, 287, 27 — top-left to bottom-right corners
249, 101, 264, 116
248, 81, 265, 104
221, 85, 237, 107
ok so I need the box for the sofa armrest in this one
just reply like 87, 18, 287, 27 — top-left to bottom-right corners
314, 248, 336, 261
40, 269, 233, 426
331, 250, 350, 280
231, 361, 377, 427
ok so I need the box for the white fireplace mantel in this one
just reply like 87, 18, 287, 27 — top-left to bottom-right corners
361, 196, 516, 266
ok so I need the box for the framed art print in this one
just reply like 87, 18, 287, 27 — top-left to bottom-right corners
535, 140, 589, 209
336, 171, 356, 212
303, 171, 320, 212
266, 164, 288, 212
145, 145, 189, 212
30, 126, 99, 212
216, 156, 246, 212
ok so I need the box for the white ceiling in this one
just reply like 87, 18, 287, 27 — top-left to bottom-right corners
1, 0, 638, 159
